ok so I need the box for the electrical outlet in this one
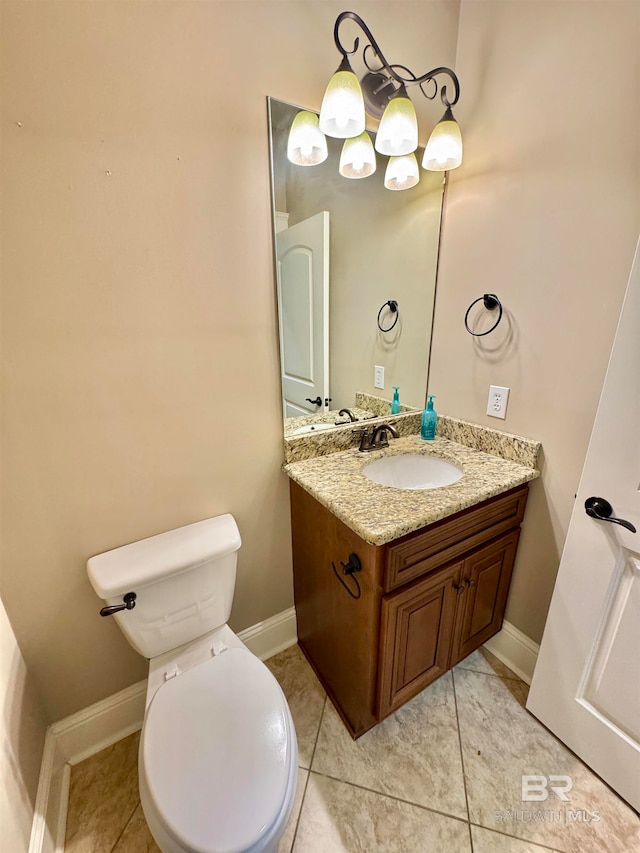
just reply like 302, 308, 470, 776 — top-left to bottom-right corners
374, 365, 385, 389
487, 385, 510, 419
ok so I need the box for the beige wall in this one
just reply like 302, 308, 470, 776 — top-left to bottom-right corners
7, 0, 632, 728
0, 597, 47, 851
0, 1, 461, 722
434, 0, 640, 642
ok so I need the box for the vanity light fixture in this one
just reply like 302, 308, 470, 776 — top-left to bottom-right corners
339, 131, 376, 178
384, 153, 419, 191
319, 55, 366, 139
422, 105, 463, 171
287, 110, 328, 166
287, 10, 463, 187
375, 84, 418, 157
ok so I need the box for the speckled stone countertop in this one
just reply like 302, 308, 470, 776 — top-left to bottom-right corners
284, 407, 376, 436
284, 410, 421, 463
283, 433, 540, 546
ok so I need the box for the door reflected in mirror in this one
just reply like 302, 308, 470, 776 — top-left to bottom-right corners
268, 98, 445, 434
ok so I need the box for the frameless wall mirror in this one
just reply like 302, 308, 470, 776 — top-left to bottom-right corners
268, 97, 445, 434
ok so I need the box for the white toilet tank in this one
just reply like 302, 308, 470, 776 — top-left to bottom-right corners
87, 515, 242, 659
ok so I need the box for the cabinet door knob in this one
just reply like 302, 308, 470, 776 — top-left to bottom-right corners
453, 583, 465, 594
464, 577, 475, 587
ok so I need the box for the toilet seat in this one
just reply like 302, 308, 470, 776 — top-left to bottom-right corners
139, 648, 297, 853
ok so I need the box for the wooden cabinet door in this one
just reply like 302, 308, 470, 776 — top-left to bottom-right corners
377, 561, 461, 719
450, 530, 520, 666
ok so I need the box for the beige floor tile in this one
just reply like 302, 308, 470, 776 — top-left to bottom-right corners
312, 671, 468, 819
293, 773, 471, 852
109, 768, 308, 853
454, 668, 640, 853
471, 824, 561, 852
455, 647, 524, 681
65, 732, 141, 853
63, 651, 636, 853
112, 803, 161, 852
265, 644, 326, 769
278, 768, 309, 853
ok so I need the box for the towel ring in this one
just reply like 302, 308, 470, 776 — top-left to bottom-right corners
464, 294, 503, 336
377, 300, 399, 333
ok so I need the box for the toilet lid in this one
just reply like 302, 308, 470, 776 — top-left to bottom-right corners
141, 648, 293, 853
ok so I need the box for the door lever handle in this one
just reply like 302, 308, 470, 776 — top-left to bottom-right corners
305, 396, 322, 406
585, 497, 637, 533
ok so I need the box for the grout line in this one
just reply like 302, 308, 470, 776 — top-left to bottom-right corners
109, 800, 141, 853
289, 770, 312, 853
308, 768, 470, 827
289, 695, 327, 852
451, 668, 474, 852
455, 663, 524, 683
469, 822, 563, 852
307, 695, 327, 771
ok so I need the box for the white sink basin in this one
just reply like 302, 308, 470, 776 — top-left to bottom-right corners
291, 423, 336, 436
363, 454, 463, 490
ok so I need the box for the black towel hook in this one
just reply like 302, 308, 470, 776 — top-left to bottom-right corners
377, 300, 399, 333
464, 293, 503, 336
331, 553, 362, 599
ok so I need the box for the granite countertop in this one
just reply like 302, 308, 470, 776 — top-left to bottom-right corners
283, 433, 540, 546
284, 406, 376, 436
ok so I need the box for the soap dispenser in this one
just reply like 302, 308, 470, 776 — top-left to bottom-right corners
391, 386, 400, 414
421, 394, 437, 441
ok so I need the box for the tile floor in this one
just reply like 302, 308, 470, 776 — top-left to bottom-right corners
64, 645, 640, 853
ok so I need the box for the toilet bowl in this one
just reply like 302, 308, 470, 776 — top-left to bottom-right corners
87, 515, 298, 853
139, 630, 298, 853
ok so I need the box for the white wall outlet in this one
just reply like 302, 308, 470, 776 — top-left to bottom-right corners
487, 385, 510, 419
374, 365, 385, 389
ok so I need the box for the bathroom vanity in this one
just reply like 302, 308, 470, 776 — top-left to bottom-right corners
284, 423, 540, 738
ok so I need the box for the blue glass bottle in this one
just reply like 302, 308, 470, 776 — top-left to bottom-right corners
421, 394, 437, 440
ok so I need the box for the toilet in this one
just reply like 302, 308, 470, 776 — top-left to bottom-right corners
87, 514, 298, 853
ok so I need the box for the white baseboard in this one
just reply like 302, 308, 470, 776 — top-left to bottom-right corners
29, 607, 298, 853
59, 679, 149, 767
28, 731, 68, 853
238, 606, 297, 661
483, 619, 540, 684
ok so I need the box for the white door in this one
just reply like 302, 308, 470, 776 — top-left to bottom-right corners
276, 212, 330, 418
527, 239, 640, 810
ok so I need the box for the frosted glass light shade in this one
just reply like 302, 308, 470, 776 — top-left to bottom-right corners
375, 89, 418, 156
319, 60, 366, 139
422, 108, 463, 171
384, 153, 420, 191
339, 132, 376, 179
287, 111, 328, 166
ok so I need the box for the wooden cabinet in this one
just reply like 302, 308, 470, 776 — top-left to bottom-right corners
450, 530, 519, 666
378, 560, 460, 718
290, 480, 528, 738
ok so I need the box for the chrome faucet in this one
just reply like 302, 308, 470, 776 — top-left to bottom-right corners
335, 407, 358, 425
355, 422, 399, 452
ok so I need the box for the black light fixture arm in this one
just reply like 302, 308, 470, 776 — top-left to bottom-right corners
333, 10, 460, 108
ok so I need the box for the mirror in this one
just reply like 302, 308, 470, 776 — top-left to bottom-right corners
268, 98, 445, 434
